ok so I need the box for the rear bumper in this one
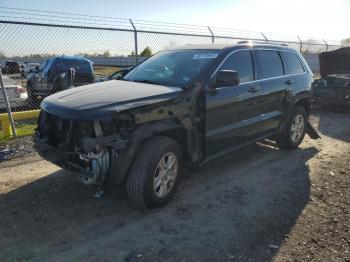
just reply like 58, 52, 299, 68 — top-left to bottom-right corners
30, 81, 91, 93
0, 97, 28, 109
30, 90, 53, 101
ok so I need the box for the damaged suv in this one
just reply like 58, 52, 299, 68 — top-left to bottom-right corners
34, 43, 319, 208
312, 47, 350, 109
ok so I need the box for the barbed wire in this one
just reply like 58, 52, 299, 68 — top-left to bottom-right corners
0, 6, 345, 158
0, 6, 130, 21
0, 6, 344, 45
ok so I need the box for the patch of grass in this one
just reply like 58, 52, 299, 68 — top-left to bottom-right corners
0, 123, 37, 143
94, 65, 120, 77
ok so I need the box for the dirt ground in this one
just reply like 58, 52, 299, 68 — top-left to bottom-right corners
0, 109, 349, 262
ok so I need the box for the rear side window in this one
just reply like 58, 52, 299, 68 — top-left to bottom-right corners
256, 50, 284, 79
282, 52, 305, 74
219, 50, 254, 83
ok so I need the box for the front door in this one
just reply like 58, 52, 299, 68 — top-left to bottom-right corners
205, 49, 264, 155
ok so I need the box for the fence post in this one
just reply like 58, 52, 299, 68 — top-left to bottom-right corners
261, 32, 268, 43
207, 26, 215, 43
129, 19, 139, 65
323, 39, 329, 52
297, 36, 303, 53
0, 70, 17, 137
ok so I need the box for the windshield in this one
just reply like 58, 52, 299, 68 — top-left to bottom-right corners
124, 49, 220, 88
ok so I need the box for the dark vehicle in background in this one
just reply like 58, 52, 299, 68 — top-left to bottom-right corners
97, 67, 133, 82
312, 47, 350, 108
1, 61, 23, 74
21, 62, 41, 78
34, 43, 319, 209
27, 56, 94, 103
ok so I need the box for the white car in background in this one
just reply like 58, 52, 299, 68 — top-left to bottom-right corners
0, 76, 28, 111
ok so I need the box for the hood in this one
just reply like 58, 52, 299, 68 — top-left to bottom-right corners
41, 80, 182, 120
319, 47, 350, 78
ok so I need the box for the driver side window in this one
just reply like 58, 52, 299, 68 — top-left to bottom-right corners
219, 50, 254, 83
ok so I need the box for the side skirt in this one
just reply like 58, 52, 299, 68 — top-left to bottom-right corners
200, 131, 276, 165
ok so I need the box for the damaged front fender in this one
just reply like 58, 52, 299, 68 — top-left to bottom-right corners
108, 119, 185, 183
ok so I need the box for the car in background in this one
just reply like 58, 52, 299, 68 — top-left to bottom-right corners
1, 61, 24, 75
0, 75, 28, 111
312, 47, 350, 109
96, 67, 133, 82
21, 63, 41, 78
26, 56, 94, 103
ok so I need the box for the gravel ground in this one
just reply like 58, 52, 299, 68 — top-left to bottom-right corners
0, 109, 349, 262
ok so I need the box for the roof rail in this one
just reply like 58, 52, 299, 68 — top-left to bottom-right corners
237, 40, 254, 44
237, 40, 288, 47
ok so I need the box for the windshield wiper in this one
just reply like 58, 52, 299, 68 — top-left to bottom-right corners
132, 79, 162, 85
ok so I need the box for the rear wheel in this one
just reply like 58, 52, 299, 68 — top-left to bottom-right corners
126, 136, 183, 209
276, 106, 307, 150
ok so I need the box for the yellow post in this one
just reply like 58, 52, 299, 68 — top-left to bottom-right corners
2, 118, 12, 137
0, 109, 40, 138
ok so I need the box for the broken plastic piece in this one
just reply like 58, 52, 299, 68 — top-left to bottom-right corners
93, 187, 104, 199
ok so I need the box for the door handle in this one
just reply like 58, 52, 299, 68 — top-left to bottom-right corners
285, 79, 295, 85
248, 86, 260, 93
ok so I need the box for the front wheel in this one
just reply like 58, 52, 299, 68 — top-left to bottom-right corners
276, 106, 307, 150
126, 136, 183, 209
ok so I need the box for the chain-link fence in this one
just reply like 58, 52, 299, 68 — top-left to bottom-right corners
0, 7, 345, 160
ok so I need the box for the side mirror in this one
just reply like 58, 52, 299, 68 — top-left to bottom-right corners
214, 70, 240, 87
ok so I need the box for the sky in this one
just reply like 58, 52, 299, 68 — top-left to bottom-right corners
1, 0, 350, 41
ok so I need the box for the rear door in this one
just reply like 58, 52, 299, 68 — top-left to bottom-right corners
254, 49, 292, 132
280, 50, 307, 92
206, 49, 264, 155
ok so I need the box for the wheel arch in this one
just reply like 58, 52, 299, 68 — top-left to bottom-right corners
155, 126, 188, 158
108, 119, 190, 184
295, 97, 311, 116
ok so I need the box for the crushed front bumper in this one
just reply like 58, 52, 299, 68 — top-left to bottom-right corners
33, 132, 95, 178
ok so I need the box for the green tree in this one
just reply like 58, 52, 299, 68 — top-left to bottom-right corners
103, 50, 111, 57
341, 38, 350, 47
140, 46, 152, 57
302, 39, 324, 54
0, 51, 6, 58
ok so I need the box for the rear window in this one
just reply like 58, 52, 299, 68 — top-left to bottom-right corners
256, 50, 284, 79
282, 52, 305, 74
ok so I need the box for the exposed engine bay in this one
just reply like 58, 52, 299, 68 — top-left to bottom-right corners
312, 47, 350, 108
34, 110, 133, 185
312, 74, 350, 107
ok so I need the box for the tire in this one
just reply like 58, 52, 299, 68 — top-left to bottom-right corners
276, 105, 307, 150
126, 136, 183, 209
29, 93, 41, 108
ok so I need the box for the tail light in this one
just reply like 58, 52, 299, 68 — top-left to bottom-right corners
15, 86, 27, 94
